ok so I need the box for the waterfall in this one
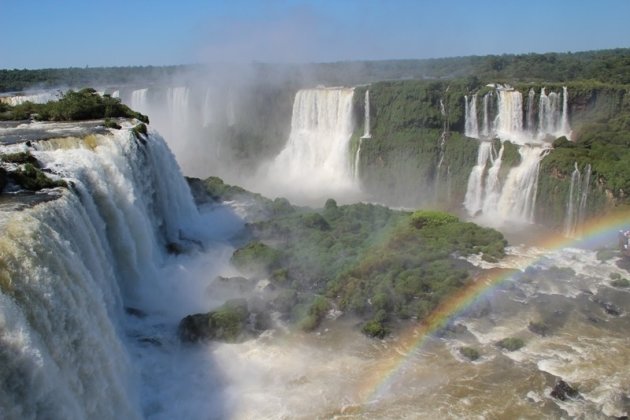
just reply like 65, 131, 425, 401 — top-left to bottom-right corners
354, 138, 363, 180
465, 94, 479, 138
167, 87, 191, 130
202, 87, 214, 127
463, 142, 492, 215
131, 88, 149, 116
0, 127, 198, 419
526, 89, 536, 133
496, 145, 547, 223
265, 87, 357, 202
362, 90, 371, 139
560, 86, 570, 136
481, 143, 505, 215
494, 88, 523, 139
463, 85, 572, 225
538, 87, 571, 138
481, 92, 491, 138
563, 162, 581, 237
563, 162, 591, 237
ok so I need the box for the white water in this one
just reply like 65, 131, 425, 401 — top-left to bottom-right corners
362, 90, 371, 139
463, 142, 492, 215
564, 163, 592, 237
0, 125, 203, 419
0, 91, 61, 106
464, 85, 571, 225
262, 87, 360, 204
465, 94, 479, 138
131, 88, 150, 117
495, 145, 547, 223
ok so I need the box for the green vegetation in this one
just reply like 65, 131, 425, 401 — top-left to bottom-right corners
2, 49, 629, 92
234, 200, 506, 336
496, 337, 525, 351
0, 151, 66, 191
459, 346, 480, 361
609, 273, 630, 288
231, 241, 283, 276
0, 88, 148, 123
178, 299, 249, 343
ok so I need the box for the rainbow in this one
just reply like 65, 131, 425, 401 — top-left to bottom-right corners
356, 210, 630, 406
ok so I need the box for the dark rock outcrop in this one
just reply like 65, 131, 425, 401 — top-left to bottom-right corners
550, 380, 579, 401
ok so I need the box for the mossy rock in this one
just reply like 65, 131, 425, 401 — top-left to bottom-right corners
10, 163, 67, 191
178, 299, 249, 343
103, 118, 121, 129
496, 337, 525, 351
1, 151, 40, 166
596, 248, 617, 262
528, 321, 551, 336
459, 346, 480, 361
611, 277, 630, 288
131, 123, 148, 137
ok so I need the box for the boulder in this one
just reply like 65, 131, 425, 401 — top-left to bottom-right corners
550, 380, 579, 401
178, 298, 249, 343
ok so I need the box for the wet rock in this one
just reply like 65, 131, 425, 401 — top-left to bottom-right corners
178, 298, 250, 343
528, 321, 551, 336
0, 167, 7, 192
593, 297, 622, 316
125, 307, 147, 318
550, 380, 579, 401
138, 337, 162, 346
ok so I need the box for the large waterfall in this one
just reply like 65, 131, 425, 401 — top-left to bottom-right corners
463, 86, 570, 225
262, 87, 359, 204
0, 125, 200, 419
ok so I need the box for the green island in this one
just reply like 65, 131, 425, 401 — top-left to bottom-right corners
182, 177, 506, 340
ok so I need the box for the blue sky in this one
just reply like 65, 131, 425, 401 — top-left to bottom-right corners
1, 0, 629, 69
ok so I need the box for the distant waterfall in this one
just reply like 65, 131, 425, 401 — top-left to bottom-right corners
131, 88, 149, 116
0, 127, 198, 419
526, 89, 536, 133
560, 86, 570, 135
564, 162, 592, 237
481, 143, 505, 215
481, 92, 491, 138
464, 142, 492, 215
265, 88, 357, 202
362, 90, 371, 138
354, 138, 363, 180
465, 94, 479, 138
463, 85, 572, 225
494, 89, 523, 139
167, 87, 191, 129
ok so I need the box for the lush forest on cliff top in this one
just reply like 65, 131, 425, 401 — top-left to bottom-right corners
1, 48, 630, 92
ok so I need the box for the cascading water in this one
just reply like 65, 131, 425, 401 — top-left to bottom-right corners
495, 145, 547, 222
526, 88, 536, 133
263, 87, 358, 203
564, 162, 592, 237
465, 94, 479, 138
463, 85, 571, 225
131, 88, 150, 117
0, 125, 201, 419
362, 90, 371, 139
463, 142, 492, 215
494, 88, 523, 139
563, 162, 581, 237
481, 92, 491, 138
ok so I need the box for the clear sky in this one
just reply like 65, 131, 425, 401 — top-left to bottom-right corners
1, 0, 629, 69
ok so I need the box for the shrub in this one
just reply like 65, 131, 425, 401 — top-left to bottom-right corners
361, 319, 387, 338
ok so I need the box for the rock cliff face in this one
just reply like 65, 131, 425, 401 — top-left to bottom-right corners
350, 80, 630, 229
